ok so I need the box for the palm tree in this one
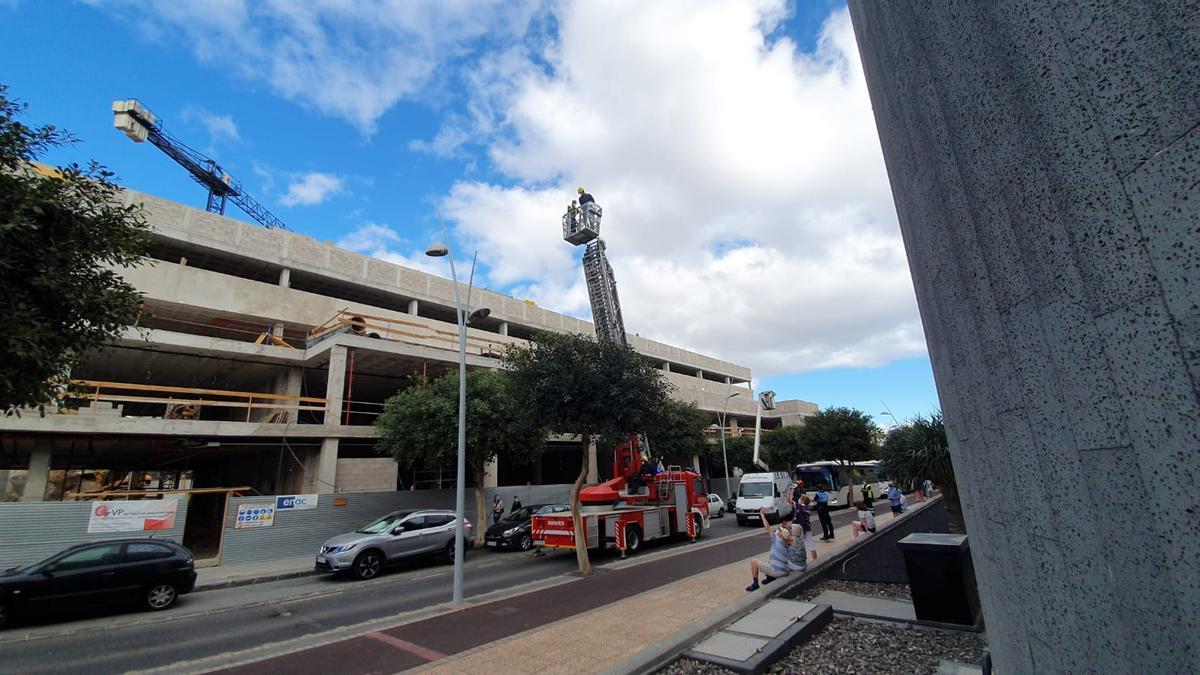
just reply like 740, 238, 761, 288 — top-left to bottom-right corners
880, 412, 965, 534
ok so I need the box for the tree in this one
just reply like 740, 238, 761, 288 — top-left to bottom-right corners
792, 407, 879, 501
640, 399, 711, 468
0, 84, 151, 413
762, 424, 816, 468
879, 411, 965, 533
503, 331, 670, 575
375, 369, 546, 545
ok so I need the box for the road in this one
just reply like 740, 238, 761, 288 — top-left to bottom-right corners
0, 507, 868, 673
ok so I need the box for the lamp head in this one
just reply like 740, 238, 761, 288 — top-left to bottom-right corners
425, 244, 449, 257
467, 307, 491, 323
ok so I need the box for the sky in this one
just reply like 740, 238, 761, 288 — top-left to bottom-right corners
0, 0, 941, 428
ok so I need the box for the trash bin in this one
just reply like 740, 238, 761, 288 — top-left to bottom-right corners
897, 533, 980, 626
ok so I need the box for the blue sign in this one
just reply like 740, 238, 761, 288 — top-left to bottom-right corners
276, 494, 319, 510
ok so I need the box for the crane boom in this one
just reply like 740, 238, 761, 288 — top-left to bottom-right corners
562, 201, 626, 344
112, 99, 289, 231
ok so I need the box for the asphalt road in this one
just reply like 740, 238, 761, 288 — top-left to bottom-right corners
0, 508, 852, 674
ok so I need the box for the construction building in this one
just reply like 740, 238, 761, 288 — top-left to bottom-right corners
0, 189, 816, 553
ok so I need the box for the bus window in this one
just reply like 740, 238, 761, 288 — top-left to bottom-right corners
796, 468, 831, 491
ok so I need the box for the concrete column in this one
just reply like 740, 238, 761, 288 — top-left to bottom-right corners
272, 322, 286, 338
691, 454, 701, 473
725, 376, 731, 385
662, 362, 670, 372
313, 438, 338, 494
24, 447, 51, 502
483, 457, 499, 488
324, 345, 348, 426
849, 3, 1199, 671
407, 299, 419, 315
278, 268, 291, 288
696, 369, 704, 379
586, 438, 599, 484
498, 321, 508, 336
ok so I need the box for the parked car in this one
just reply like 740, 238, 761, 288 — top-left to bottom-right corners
0, 539, 196, 629
315, 509, 472, 580
485, 504, 568, 551
707, 493, 727, 518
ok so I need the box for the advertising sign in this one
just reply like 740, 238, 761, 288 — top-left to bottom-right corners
275, 494, 319, 511
87, 499, 179, 533
235, 503, 276, 529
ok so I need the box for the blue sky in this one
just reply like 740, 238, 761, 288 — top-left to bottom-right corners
1, 0, 940, 427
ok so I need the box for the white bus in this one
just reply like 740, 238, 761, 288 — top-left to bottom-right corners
793, 461, 890, 509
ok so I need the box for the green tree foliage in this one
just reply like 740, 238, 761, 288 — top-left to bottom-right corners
786, 407, 879, 503
762, 424, 816, 468
375, 369, 547, 544
642, 399, 711, 468
879, 411, 965, 533
0, 84, 151, 413
503, 331, 670, 574
707, 434, 761, 476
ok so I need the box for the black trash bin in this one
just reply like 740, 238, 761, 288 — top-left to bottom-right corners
897, 533, 980, 626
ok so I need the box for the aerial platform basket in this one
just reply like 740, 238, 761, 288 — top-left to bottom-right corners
563, 202, 603, 245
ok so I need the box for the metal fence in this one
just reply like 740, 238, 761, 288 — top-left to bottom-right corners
0, 498, 188, 570
218, 484, 573, 566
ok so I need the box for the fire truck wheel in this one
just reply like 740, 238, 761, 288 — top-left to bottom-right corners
625, 525, 642, 554
691, 513, 703, 538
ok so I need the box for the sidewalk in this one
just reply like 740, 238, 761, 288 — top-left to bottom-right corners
204, 494, 936, 672
418, 499, 936, 674
194, 555, 316, 591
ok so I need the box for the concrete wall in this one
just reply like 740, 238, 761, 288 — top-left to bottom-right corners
334, 458, 398, 493
848, 3, 1199, 672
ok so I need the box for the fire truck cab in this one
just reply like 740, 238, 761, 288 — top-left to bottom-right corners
531, 437, 710, 556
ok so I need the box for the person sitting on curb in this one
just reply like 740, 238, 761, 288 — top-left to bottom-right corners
746, 507, 793, 592
783, 511, 808, 572
850, 500, 877, 538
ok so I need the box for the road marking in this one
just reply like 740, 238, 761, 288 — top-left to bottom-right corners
364, 631, 447, 661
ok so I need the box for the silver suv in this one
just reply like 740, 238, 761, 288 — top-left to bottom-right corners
315, 509, 473, 580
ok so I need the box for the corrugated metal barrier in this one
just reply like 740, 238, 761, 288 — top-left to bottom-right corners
218, 485, 573, 566
0, 498, 188, 570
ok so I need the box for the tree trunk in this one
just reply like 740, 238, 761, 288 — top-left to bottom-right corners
943, 485, 966, 535
473, 465, 487, 546
570, 435, 593, 576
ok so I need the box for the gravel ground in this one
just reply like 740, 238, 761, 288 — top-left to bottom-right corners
660, 581, 985, 675
790, 578, 911, 602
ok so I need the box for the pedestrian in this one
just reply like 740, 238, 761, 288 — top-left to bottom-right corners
862, 480, 875, 514
782, 512, 808, 572
914, 479, 926, 502
576, 186, 595, 205
816, 483, 835, 541
796, 495, 817, 559
510, 495, 522, 514
923, 478, 934, 497
887, 483, 904, 518
492, 495, 505, 524
850, 500, 877, 538
746, 507, 792, 591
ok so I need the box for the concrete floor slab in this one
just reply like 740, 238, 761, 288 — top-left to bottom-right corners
690, 632, 769, 661
813, 589, 916, 622
726, 599, 817, 638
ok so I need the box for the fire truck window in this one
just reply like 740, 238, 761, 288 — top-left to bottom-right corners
693, 480, 703, 496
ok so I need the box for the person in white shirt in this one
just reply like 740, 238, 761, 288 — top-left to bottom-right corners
850, 500, 877, 538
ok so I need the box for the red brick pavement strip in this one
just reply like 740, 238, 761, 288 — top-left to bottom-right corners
214, 532, 772, 675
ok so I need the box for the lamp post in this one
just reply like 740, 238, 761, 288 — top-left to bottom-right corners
879, 410, 900, 432
425, 209, 489, 606
716, 390, 740, 503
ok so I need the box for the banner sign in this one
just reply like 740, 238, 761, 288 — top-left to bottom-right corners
87, 499, 179, 533
276, 494, 319, 511
235, 503, 276, 529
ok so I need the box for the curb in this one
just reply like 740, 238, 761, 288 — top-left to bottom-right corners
608, 495, 944, 675
193, 566, 318, 593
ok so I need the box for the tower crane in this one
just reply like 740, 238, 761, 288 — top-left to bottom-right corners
111, 99, 289, 230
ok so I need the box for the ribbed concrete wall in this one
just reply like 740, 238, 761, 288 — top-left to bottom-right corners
847, 2, 1198, 672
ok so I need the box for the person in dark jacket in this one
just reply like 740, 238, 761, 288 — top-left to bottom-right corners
577, 186, 595, 205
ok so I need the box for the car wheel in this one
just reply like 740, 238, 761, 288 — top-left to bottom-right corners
518, 534, 533, 551
625, 525, 642, 554
352, 550, 383, 580
444, 539, 464, 563
718, 507, 725, 518
145, 583, 178, 611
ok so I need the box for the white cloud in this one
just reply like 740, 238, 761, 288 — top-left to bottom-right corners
280, 172, 344, 207
337, 221, 446, 276
88, 0, 550, 134
180, 104, 240, 146
440, 2, 924, 376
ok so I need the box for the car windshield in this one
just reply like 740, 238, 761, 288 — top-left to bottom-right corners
738, 482, 773, 497
535, 504, 567, 515
357, 511, 414, 534
506, 506, 539, 521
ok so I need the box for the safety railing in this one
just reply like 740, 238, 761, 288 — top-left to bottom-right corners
64, 380, 327, 423
306, 309, 517, 358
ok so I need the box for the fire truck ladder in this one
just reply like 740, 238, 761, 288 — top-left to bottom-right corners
562, 201, 627, 345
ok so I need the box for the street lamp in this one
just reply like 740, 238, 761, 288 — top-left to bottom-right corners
717, 389, 741, 503
425, 209, 489, 606
879, 410, 900, 431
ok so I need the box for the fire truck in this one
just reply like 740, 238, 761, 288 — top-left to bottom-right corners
533, 438, 710, 555
531, 192, 710, 556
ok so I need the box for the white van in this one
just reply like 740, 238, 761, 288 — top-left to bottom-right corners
734, 471, 794, 525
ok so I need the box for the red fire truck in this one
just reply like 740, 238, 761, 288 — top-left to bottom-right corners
531, 437, 710, 556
